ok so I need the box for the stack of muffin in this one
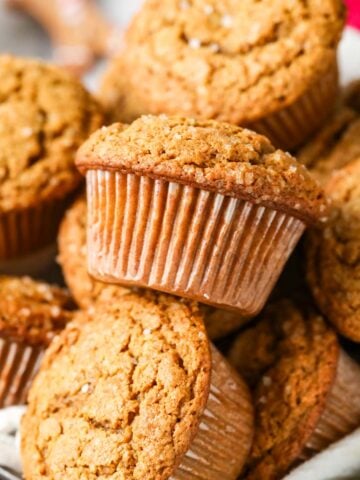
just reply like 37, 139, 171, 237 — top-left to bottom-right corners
1, 0, 360, 479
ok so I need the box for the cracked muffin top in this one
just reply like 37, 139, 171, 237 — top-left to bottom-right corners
21, 292, 211, 480
0, 55, 104, 212
100, 0, 345, 124
297, 107, 360, 184
0, 276, 74, 346
307, 157, 360, 341
228, 299, 339, 480
76, 116, 327, 223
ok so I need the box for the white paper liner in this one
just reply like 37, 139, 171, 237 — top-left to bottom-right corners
87, 171, 305, 315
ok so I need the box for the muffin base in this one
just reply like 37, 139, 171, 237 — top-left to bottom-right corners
87, 171, 305, 315
299, 350, 360, 460
250, 58, 339, 151
0, 338, 44, 407
0, 197, 69, 261
172, 346, 253, 480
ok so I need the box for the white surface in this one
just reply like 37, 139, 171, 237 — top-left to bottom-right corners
0, 0, 143, 90
285, 428, 360, 480
0, 406, 26, 473
0, 2, 360, 479
339, 27, 360, 85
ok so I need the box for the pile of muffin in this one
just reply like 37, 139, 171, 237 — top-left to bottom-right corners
1, 0, 360, 479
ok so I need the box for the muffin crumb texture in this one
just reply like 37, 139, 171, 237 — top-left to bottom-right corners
307, 157, 360, 341
100, 0, 345, 124
298, 107, 360, 183
21, 293, 211, 480
0, 55, 103, 212
229, 299, 339, 480
0, 276, 73, 346
76, 116, 326, 222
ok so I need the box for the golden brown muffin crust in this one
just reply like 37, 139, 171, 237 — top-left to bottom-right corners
228, 299, 339, 480
76, 116, 327, 223
100, 0, 345, 124
0, 55, 104, 212
307, 158, 360, 341
0, 276, 74, 346
21, 292, 211, 480
297, 107, 360, 183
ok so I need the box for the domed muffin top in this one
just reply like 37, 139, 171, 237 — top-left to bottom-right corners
228, 299, 339, 479
77, 115, 327, 223
100, 0, 345, 123
21, 292, 211, 479
0, 55, 104, 212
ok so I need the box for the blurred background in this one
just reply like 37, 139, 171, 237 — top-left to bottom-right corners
0, 0, 142, 89
0, 0, 359, 92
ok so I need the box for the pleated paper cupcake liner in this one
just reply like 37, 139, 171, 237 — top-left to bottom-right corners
0, 338, 44, 408
250, 58, 339, 151
172, 346, 253, 480
300, 350, 360, 460
0, 197, 68, 261
87, 170, 305, 315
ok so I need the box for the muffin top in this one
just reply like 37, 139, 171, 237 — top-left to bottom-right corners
228, 299, 339, 479
297, 107, 360, 183
21, 292, 211, 480
100, 0, 345, 124
0, 55, 104, 212
307, 158, 360, 341
58, 196, 132, 308
0, 276, 74, 346
76, 116, 327, 223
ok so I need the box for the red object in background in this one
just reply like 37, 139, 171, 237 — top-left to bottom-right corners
346, 0, 360, 30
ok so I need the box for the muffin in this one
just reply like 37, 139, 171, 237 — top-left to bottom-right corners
58, 196, 248, 338
76, 116, 326, 315
0, 275, 73, 407
307, 157, 360, 341
0, 55, 104, 268
100, 0, 345, 150
21, 292, 254, 480
297, 106, 360, 184
228, 299, 360, 480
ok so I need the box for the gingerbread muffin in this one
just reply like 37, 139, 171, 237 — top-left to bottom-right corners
307, 157, 360, 341
76, 116, 326, 315
0, 55, 103, 267
58, 196, 248, 338
228, 299, 360, 480
297, 106, 360, 184
21, 292, 253, 480
100, 0, 345, 150
0, 275, 73, 407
